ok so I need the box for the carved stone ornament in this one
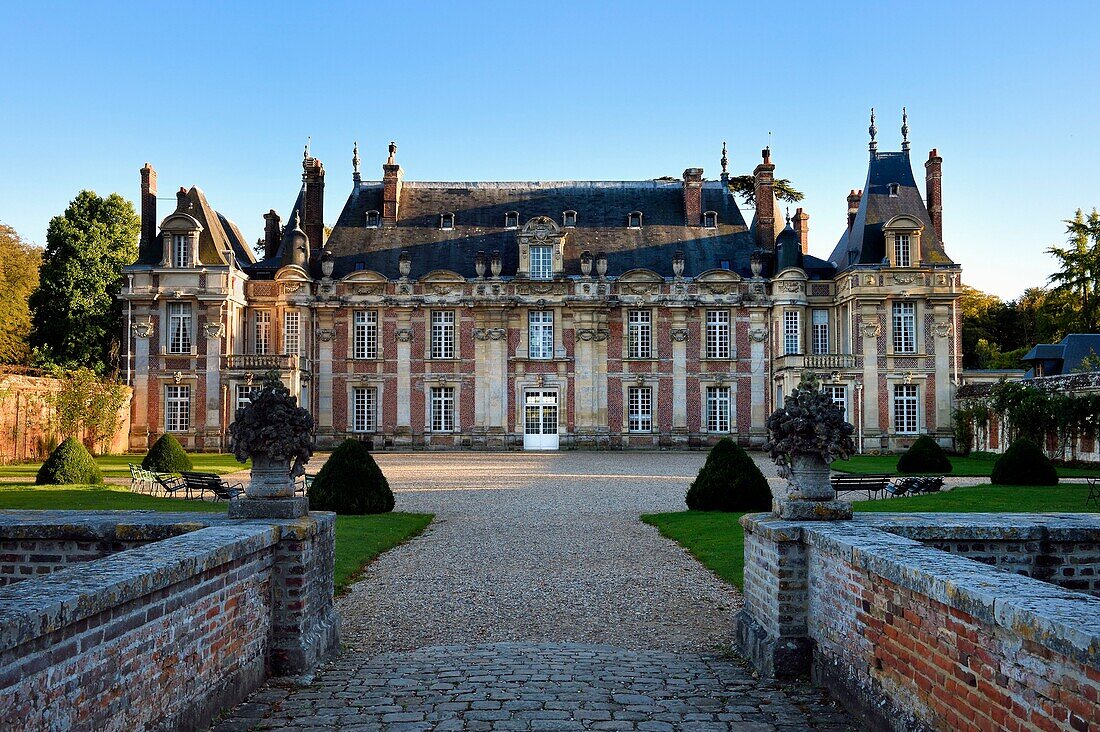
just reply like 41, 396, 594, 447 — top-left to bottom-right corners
433, 285, 454, 296
575, 328, 609, 342
670, 328, 689, 342
132, 321, 153, 339
705, 284, 733, 295
395, 328, 413, 342
749, 327, 768, 343
317, 328, 337, 343
245, 372, 255, 386
282, 282, 304, 294
473, 328, 507, 341
933, 321, 952, 338
865, 275, 876, 286
534, 374, 545, 388
173, 371, 183, 384
892, 273, 916, 285
355, 285, 384, 296
779, 281, 803, 293
203, 323, 224, 339
396, 283, 412, 295
624, 284, 654, 296
862, 322, 881, 338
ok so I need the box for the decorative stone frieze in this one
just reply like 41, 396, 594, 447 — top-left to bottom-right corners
132, 321, 153, 339
575, 328, 609, 342
473, 328, 507, 341
395, 328, 413, 342
670, 328, 689, 342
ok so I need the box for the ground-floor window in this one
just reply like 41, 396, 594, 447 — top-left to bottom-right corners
706, 386, 731, 433
165, 385, 190, 432
430, 386, 455, 432
235, 384, 255, 415
627, 386, 652, 432
352, 386, 377, 432
893, 384, 919, 434
823, 384, 847, 417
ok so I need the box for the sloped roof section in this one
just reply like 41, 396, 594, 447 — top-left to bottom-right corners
137, 187, 255, 266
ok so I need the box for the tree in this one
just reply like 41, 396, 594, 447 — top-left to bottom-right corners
48, 367, 128, 453
726, 175, 804, 207
1046, 208, 1100, 334
0, 223, 42, 364
29, 191, 139, 374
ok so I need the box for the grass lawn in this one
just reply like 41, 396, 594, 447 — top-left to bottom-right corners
830, 452, 1098, 478
643, 483, 1097, 589
0, 485, 431, 596
0, 453, 250, 479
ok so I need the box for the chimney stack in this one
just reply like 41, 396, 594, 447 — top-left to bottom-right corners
176, 186, 189, 210
382, 141, 403, 225
792, 208, 809, 254
925, 149, 943, 242
847, 189, 862, 232
753, 148, 776, 250
140, 163, 157, 252
682, 168, 703, 226
302, 153, 325, 251
263, 209, 282, 260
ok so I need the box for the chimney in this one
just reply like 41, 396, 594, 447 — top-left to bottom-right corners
176, 186, 189, 211
263, 209, 282, 260
925, 149, 943, 242
753, 148, 776, 250
382, 141, 403, 225
302, 154, 325, 251
847, 189, 862, 232
682, 168, 703, 226
792, 208, 809, 254
140, 163, 157, 252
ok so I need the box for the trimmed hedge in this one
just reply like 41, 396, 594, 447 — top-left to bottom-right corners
141, 434, 193, 473
685, 438, 772, 512
896, 435, 953, 474
36, 437, 103, 485
308, 439, 395, 514
991, 438, 1058, 486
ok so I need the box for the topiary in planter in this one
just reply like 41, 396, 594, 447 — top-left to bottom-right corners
141, 433, 193, 473
308, 439, 394, 514
36, 437, 103, 485
896, 435, 953, 474
685, 437, 772, 512
991, 438, 1058, 486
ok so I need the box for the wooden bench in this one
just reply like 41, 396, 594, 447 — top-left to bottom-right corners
830, 473, 892, 500
181, 471, 244, 501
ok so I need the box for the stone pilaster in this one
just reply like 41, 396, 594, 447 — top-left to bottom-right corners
204, 307, 224, 449
748, 306, 770, 445
671, 308, 688, 434
315, 308, 336, 438
395, 308, 413, 441
129, 309, 152, 450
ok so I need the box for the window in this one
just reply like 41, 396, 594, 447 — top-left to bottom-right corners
563, 210, 577, 227
354, 262, 366, 271
365, 210, 380, 228
431, 311, 455, 359
505, 211, 519, 229
628, 211, 643, 228
353, 311, 378, 359
528, 311, 554, 359
706, 386, 732, 433
706, 310, 731, 359
167, 302, 192, 354
530, 245, 553, 280
627, 310, 652, 359
235, 384, 256, 415
894, 384, 919, 434
811, 309, 829, 355
283, 310, 301, 356
254, 311, 270, 355
719, 259, 731, 270
703, 211, 718, 229
892, 301, 916, 353
783, 311, 801, 355
888, 183, 900, 197
776, 384, 784, 407
440, 212, 455, 230
165, 385, 190, 432
351, 386, 377, 432
823, 385, 847, 417
172, 234, 191, 267
430, 386, 455, 431
894, 233, 911, 267
628, 387, 652, 432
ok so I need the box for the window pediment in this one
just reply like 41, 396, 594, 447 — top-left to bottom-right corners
159, 212, 203, 233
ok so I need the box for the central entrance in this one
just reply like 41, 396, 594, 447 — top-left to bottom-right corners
523, 390, 559, 450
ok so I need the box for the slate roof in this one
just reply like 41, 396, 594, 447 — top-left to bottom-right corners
1021, 334, 1100, 377
137, 186, 256, 267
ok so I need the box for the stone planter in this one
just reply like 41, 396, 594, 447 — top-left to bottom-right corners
774, 452, 852, 521
247, 454, 296, 499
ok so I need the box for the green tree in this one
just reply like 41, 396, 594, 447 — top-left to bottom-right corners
0, 224, 41, 364
47, 367, 128, 453
1046, 208, 1100, 333
726, 175, 804, 207
29, 191, 139, 373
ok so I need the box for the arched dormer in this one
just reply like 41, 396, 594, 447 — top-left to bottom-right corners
883, 214, 924, 267
158, 212, 203, 268
617, 268, 664, 296
517, 216, 566, 280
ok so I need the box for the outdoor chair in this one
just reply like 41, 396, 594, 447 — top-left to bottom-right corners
181, 471, 244, 501
1087, 476, 1099, 508
128, 464, 146, 494
885, 479, 910, 498
154, 472, 189, 499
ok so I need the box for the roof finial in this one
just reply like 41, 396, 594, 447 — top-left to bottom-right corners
901, 106, 910, 152
785, 206, 791, 225
387, 141, 397, 166
868, 108, 878, 154
352, 141, 361, 181
720, 141, 728, 176
304, 136, 311, 160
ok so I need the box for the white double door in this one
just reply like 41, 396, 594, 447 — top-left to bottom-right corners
523, 390, 559, 450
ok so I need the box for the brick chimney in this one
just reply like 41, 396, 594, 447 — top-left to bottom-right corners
382, 141, 403, 225
682, 168, 703, 226
140, 163, 157, 252
925, 149, 943, 242
302, 154, 325, 251
753, 148, 776, 250
263, 209, 282, 260
792, 208, 809, 254
847, 189, 862, 232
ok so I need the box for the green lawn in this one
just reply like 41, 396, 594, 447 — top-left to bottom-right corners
643, 483, 1097, 589
0, 453, 250, 479
830, 452, 1098, 478
0, 485, 431, 596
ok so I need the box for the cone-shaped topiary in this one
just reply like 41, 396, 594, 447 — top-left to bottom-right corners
896, 435, 953, 474
36, 437, 103, 485
141, 433, 193, 473
308, 439, 395, 514
991, 438, 1058, 486
685, 437, 773, 512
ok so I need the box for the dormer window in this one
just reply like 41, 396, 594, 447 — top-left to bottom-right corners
563, 210, 577, 228
703, 211, 718, 229
440, 212, 455, 230
365, 210, 380, 228
628, 211, 643, 229
894, 233, 912, 267
887, 183, 900, 197
504, 211, 519, 229
172, 234, 191, 268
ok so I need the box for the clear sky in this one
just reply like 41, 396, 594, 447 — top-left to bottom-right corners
1, 0, 1097, 300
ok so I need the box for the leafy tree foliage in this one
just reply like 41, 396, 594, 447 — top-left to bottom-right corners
308, 439, 395, 514
0, 223, 42, 364
1046, 208, 1100, 333
36, 436, 103, 485
46, 367, 128, 454
685, 438, 772, 512
959, 286, 1068, 370
726, 175, 804, 207
29, 191, 139, 373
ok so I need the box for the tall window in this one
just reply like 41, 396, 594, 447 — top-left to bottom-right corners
167, 302, 192, 354
505, 211, 519, 229
706, 386, 732, 433
165, 385, 190, 432
894, 234, 911, 267
235, 385, 256, 415
254, 311, 270, 355
628, 211, 642, 228
706, 310, 731, 359
892, 301, 916, 353
530, 245, 553, 280
354, 311, 378, 359
431, 311, 455, 359
894, 384, 919, 434
628, 386, 652, 432
284, 310, 301, 356
811, 310, 830, 355
783, 311, 801, 355
365, 210, 380, 228
823, 385, 847, 416
627, 310, 652, 359
172, 234, 191, 268
430, 386, 455, 431
562, 210, 577, 227
703, 211, 718, 229
528, 311, 554, 359
351, 386, 377, 432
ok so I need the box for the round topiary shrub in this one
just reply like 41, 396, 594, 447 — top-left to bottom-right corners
896, 435, 953, 474
991, 438, 1058, 486
36, 437, 103, 485
308, 439, 394, 514
141, 433, 193, 473
685, 437, 773, 512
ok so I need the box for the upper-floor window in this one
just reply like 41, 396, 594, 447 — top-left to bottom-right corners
365, 210, 381, 228
894, 233, 912, 267
703, 211, 718, 229
888, 183, 900, 197
706, 310, 731, 359
892, 301, 917, 353
505, 211, 519, 229
627, 211, 643, 229
354, 262, 366, 271
351, 386, 377, 432
627, 310, 652, 359
530, 245, 553, 280
893, 384, 919, 434
353, 310, 378, 359
719, 260, 731, 270
254, 311, 271, 355
172, 234, 191, 268
235, 384, 255, 415
783, 310, 801, 355
431, 310, 455, 359
440, 212, 455, 230
628, 386, 653, 433
528, 311, 554, 359
283, 310, 301, 356
167, 302, 192, 354
563, 210, 577, 228
811, 309, 829, 355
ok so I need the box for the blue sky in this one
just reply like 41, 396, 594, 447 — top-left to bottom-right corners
1, 0, 1097, 300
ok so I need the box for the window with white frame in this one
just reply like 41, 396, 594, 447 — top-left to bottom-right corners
254, 311, 270, 355
165, 385, 190, 432
893, 384, 919, 434
351, 386, 377, 432
628, 211, 643, 228
823, 384, 847, 417
628, 386, 652, 432
811, 309, 829, 355
783, 311, 801, 355
365, 210, 380, 228
505, 211, 519, 229
283, 310, 301, 356
530, 245, 553, 280
528, 311, 554, 359
703, 211, 718, 229
167, 302, 192, 354
706, 386, 732, 433
431, 311, 455, 359
440, 212, 455, 230
627, 310, 652, 359
353, 311, 378, 359
235, 384, 256, 415
562, 210, 577, 227
892, 301, 916, 353
894, 233, 911, 267
888, 183, 900, 197
171, 234, 191, 268
705, 310, 731, 359
430, 386, 455, 431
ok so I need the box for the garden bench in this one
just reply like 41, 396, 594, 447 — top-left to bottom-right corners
181, 471, 244, 501
831, 473, 892, 500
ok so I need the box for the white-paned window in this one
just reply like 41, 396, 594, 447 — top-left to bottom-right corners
783, 311, 801, 355
812, 309, 830, 355
354, 311, 378, 359
431, 311, 455, 359
895, 233, 911, 267
706, 386, 732, 433
351, 387, 377, 432
430, 386, 455, 431
165, 385, 190, 432
235, 385, 256, 415
530, 245, 553, 280
894, 384, 919, 434
505, 211, 519, 229
563, 210, 577, 227
628, 386, 652, 432
283, 310, 301, 356
703, 211, 718, 229
628, 211, 643, 228
823, 385, 847, 417
892, 301, 916, 353
167, 302, 192, 354
776, 384, 784, 407
172, 234, 191, 268
528, 311, 554, 359
627, 310, 652, 359
440, 213, 455, 230
365, 210, 380, 228
706, 310, 731, 359
254, 311, 270, 355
